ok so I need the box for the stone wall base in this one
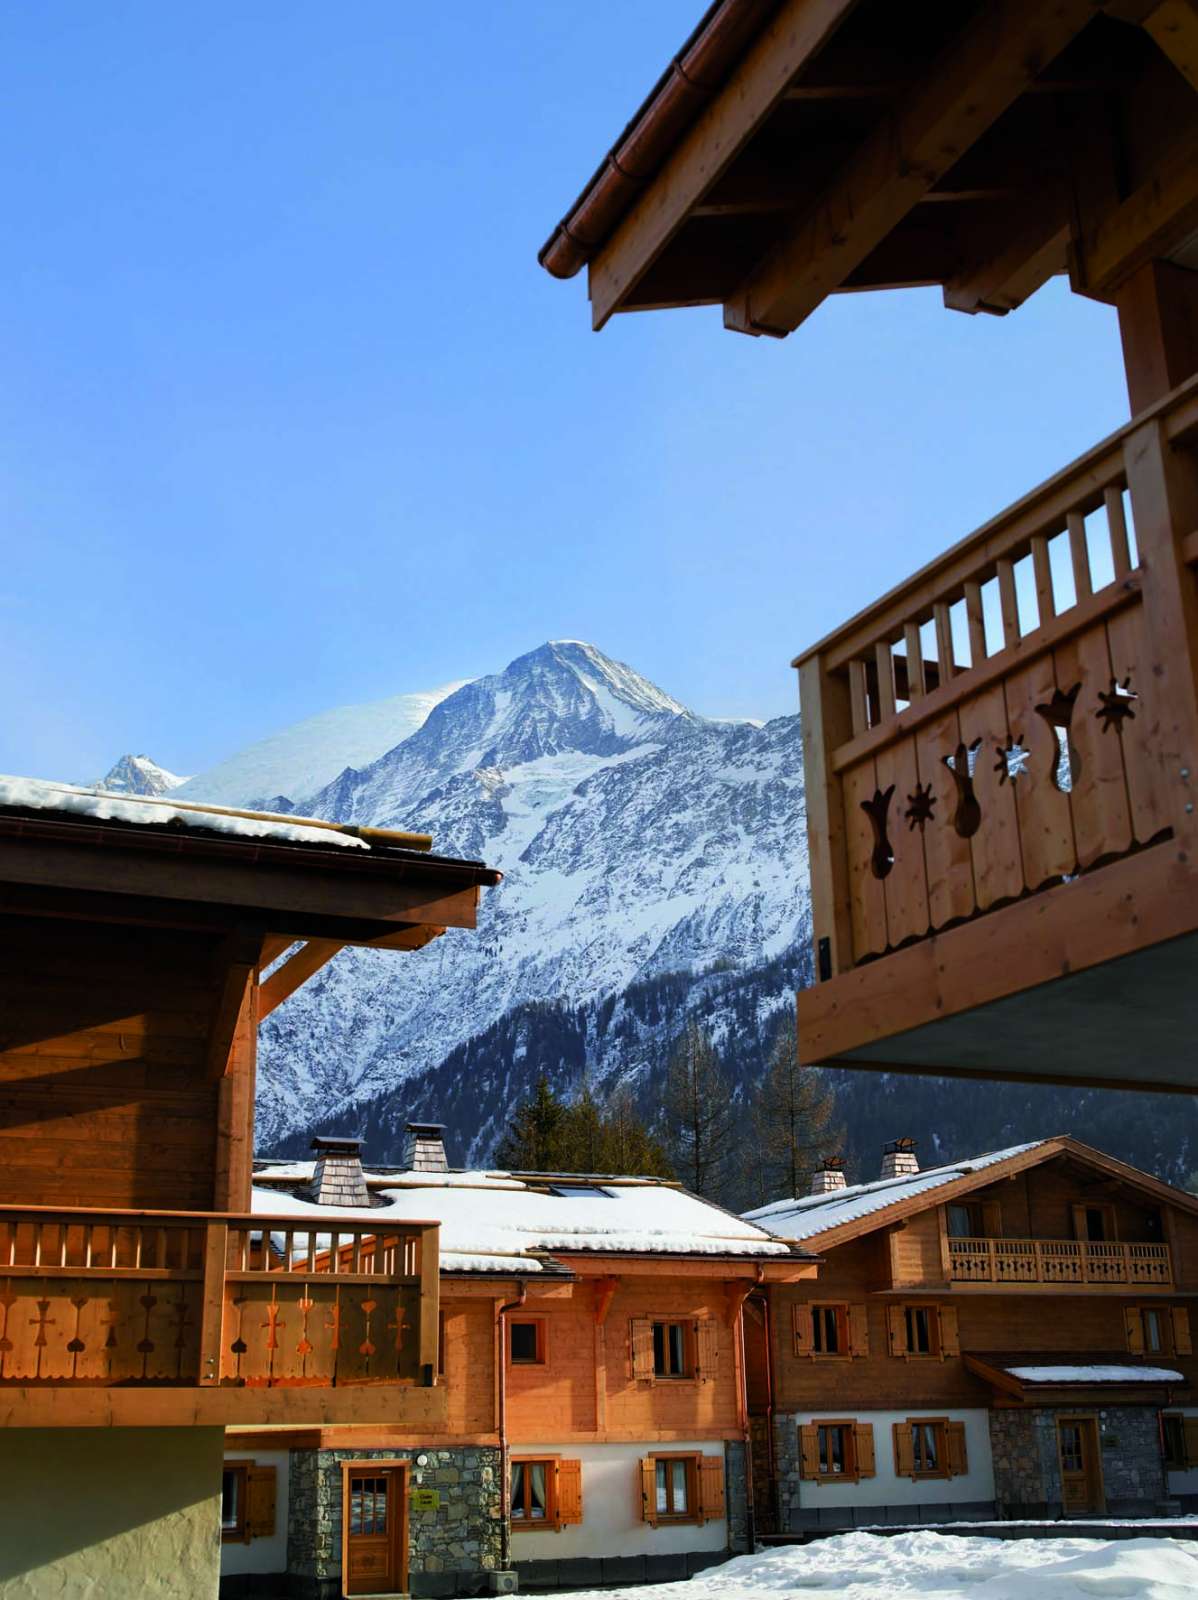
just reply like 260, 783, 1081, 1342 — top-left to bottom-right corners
782, 1501, 997, 1533
516, 1551, 727, 1590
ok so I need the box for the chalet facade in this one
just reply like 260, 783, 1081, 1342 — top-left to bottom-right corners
0, 775, 498, 1597
744, 1136, 1198, 1531
221, 1129, 815, 1598
539, 0, 1198, 1097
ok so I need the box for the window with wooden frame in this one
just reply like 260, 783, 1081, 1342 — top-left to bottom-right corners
1126, 1305, 1192, 1358
893, 1418, 968, 1480
887, 1303, 958, 1361
1071, 1202, 1117, 1243
639, 1453, 725, 1526
1161, 1412, 1198, 1471
630, 1317, 719, 1382
946, 1199, 1003, 1238
221, 1460, 276, 1544
509, 1456, 582, 1531
794, 1302, 869, 1360
798, 1420, 877, 1483
509, 1317, 548, 1366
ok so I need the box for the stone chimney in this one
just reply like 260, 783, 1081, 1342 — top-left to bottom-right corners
810, 1156, 848, 1196
308, 1136, 371, 1208
403, 1121, 449, 1173
880, 1137, 919, 1181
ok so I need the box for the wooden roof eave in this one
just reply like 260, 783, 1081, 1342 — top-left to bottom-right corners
963, 1352, 1190, 1403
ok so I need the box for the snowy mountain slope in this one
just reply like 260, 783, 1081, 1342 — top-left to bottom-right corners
95, 754, 189, 796
173, 680, 468, 810
255, 642, 807, 1148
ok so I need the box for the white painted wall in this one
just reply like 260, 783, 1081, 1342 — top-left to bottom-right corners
510, 1441, 728, 1561
788, 1410, 995, 1511
220, 1448, 290, 1577
1166, 1408, 1198, 1498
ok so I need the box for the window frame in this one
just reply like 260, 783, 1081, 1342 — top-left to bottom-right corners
508, 1316, 548, 1367
221, 1461, 250, 1544
510, 1455, 557, 1528
652, 1318, 694, 1380
814, 1419, 856, 1480
1162, 1412, 1188, 1470
901, 1417, 952, 1480
946, 1202, 983, 1239
649, 1452, 700, 1523
903, 1302, 941, 1359
809, 1302, 850, 1360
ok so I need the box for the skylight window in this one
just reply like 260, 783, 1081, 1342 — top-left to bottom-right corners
548, 1184, 611, 1199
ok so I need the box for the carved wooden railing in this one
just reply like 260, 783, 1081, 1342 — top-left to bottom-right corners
0, 1206, 440, 1388
799, 375, 1198, 974
949, 1236, 1172, 1286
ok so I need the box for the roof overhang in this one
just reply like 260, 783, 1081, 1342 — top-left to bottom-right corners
965, 1351, 1189, 1404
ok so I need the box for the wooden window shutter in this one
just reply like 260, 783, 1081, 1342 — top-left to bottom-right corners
793, 1303, 814, 1357
1124, 1307, 1145, 1354
246, 1465, 276, 1540
798, 1425, 821, 1479
981, 1200, 1002, 1237
848, 1304, 869, 1358
631, 1319, 655, 1381
1184, 1418, 1198, 1469
939, 1305, 960, 1358
556, 1459, 583, 1526
853, 1423, 876, 1478
698, 1456, 725, 1522
893, 1422, 916, 1478
946, 1421, 968, 1477
639, 1457, 658, 1525
695, 1318, 719, 1381
887, 1304, 908, 1357
1171, 1307, 1193, 1356
1071, 1203, 1089, 1241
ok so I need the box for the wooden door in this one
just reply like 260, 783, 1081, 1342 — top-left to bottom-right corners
1057, 1418, 1103, 1515
343, 1465, 407, 1596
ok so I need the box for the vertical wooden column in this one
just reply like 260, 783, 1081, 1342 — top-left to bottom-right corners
213, 973, 258, 1212
1116, 260, 1198, 415
199, 1221, 228, 1385
419, 1224, 440, 1385
1122, 412, 1198, 849
797, 653, 855, 979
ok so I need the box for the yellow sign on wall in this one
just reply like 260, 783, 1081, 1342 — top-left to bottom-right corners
411, 1489, 441, 1511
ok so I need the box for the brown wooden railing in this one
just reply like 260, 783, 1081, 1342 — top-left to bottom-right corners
799, 375, 1198, 973
0, 1206, 439, 1388
949, 1236, 1172, 1287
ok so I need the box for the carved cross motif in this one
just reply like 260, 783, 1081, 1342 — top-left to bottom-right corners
387, 1303, 413, 1354
1095, 675, 1137, 734
295, 1294, 315, 1359
943, 738, 983, 838
358, 1296, 378, 1360
261, 1301, 284, 1352
860, 784, 896, 879
904, 782, 935, 832
30, 1299, 55, 1349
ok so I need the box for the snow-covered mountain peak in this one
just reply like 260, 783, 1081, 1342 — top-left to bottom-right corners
95, 754, 189, 797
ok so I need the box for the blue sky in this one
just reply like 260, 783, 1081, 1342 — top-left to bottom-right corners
0, 2, 1132, 782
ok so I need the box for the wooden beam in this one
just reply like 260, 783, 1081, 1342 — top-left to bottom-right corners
206, 929, 262, 1081
723, 0, 1109, 337
1074, 126, 1198, 298
1143, 0, 1198, 92
1116, 259, 1198, 412
258, 935, 294, 971
588, 0, 856, 329
257, 937, 344, 1019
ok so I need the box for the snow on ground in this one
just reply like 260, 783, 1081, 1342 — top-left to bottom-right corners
557, 1531, 1198, 1600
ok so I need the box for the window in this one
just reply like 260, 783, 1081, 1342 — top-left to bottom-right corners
1161, 1413, 1198, 1471
510, 1457, 583, 1531
1072, 1202, 1116, 1242
794, 1302, 868, 1359
349, 1476, 390, 1535
888, 1302, 958, 1360
947, 1203, 981, 1239
798, 1421, 876, 1484
640, 1454, 725, 1526
221, 1460, 276, 1544
548, 1184, 611, 1198
893, 1418, 968, 1480
631, 1316, 718, 1381
1127, 1305, 1192, 1357
653, 1320, 691, 1377
509, 1318, 547, 1366
221, 1465, 247, 1542
1143, 1307, 1165, 1354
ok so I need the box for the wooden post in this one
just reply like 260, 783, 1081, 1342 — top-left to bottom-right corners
213, 978, 258, 1212
1116, 260, 1198, 415
797, 654, 855, 981
199, 1222, 228, 1386
419, 1224, 440, 1384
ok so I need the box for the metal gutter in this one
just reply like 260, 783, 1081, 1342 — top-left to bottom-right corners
537, 0, 777, 279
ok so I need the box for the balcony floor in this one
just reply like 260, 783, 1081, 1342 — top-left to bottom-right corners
805, 928, 1198, 1094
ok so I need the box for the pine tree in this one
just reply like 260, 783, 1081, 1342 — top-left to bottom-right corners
494, 1075, 565, 1170
601, 1086, 674, 1180
662, 1021, 735, 1201
748, 1023, 840, 1206
494, 1075, 674, 1179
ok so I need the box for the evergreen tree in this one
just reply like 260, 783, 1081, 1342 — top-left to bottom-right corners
494, 1074, 674, 1179
662, 1021, 735, 1201
495, 1075, 565, 1170
747, 1024, 840, 1207
600, 1086, 674, 1180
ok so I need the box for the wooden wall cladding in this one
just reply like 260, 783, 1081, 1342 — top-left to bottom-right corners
0, 917, 221, 1211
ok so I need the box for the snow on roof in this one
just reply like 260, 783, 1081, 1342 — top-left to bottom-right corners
742, 1142, 1047, 1243
252, 1165, 796, 1273
0, 774, 368, 850
1005, 1364, 1184, 1385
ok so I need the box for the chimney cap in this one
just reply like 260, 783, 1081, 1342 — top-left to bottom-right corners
819, 1155, 845, 1171
310, 1134, 365, 1155
883, 1137, 917, 1154
404, 1121, 446, 1137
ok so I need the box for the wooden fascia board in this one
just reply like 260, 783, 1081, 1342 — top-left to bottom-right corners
0, 1384, 450, 1429
1143, 0, 1198, 93
724, 0, 1113, 337
963, 1353, 1029, 1399
553, 1254, 816, 1279
587, 0, 856, 330
1049, 1135, 1198, 1219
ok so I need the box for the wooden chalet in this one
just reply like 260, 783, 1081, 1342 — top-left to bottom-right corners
0, 776, 498, 1596
744, 1135, 1198, 1529
221, 1129, 816, 1598
539, 0, 1198, 1093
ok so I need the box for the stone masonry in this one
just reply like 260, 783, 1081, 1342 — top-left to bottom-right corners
288, 1446, 503, 1600
989, 1406, 1168, 1518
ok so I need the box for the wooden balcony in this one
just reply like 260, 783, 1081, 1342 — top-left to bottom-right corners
797, 375, 1198, 1093
0, 1205, 445, 1428
949, 1237, 1173, 1289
